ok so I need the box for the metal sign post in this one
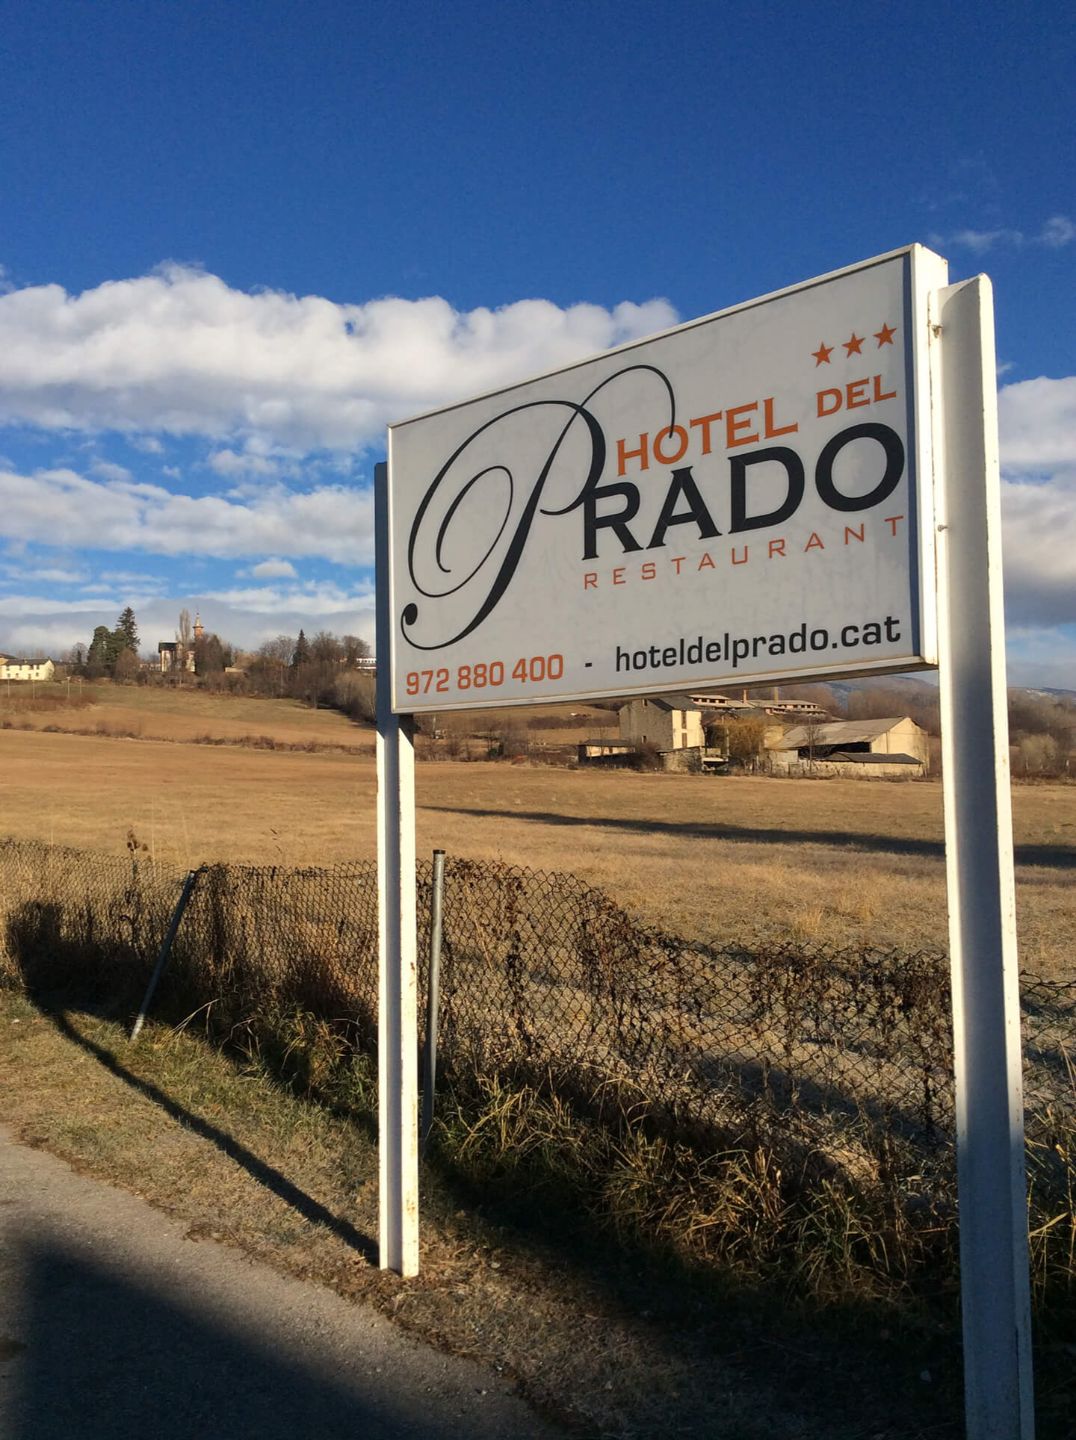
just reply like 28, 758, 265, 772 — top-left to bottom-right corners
375, 459, 420, 1277
934, 278, 1034, 1437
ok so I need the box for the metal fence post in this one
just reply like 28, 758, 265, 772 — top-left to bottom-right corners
421, 849, 446, 1155
129, 866, 203, 1042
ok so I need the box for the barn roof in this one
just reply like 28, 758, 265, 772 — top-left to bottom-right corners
772, 716, 914, 750
827, 750, 922, 765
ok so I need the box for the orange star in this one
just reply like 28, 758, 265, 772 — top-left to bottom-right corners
843, 333, 863, 356
812, 341, 833, 366
874, 322, 897, 346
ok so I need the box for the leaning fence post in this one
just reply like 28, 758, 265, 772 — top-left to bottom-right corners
420, 849, 446, 1155
129, 867, 203, 1042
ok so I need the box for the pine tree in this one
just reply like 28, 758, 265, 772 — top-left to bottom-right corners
291, 629, 310, 668
116, 607, 139, 654
86, 625, 111, 678
106, 628, 127, 672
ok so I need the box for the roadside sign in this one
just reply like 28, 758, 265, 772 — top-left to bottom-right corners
376, 250, 1035, 1440
387, 245, 948, 713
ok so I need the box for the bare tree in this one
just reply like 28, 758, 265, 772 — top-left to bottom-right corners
113, 647, 140, 683
800, 716, 828, 768
310, 631, 343, 664
342, 634, 371, 666
710, 715, 768, 770
175, 609, 193, 681
256, 635, 294, 696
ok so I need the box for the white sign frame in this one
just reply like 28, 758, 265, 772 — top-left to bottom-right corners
375, 255, 1034, 1439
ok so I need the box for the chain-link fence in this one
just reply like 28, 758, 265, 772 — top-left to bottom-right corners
430, 858, 1073, 1181
1, 838, 1072, 1173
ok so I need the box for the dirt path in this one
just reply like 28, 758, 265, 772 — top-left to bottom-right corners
0, 1125, 564, 1440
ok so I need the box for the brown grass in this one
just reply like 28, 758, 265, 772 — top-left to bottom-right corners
1, 680, 375, 749
1, 705, 1073, 978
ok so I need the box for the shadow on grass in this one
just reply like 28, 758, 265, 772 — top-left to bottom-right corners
421, 804, 1076, 871
50, 1006, 378, 1264
6, 899, 377, 1265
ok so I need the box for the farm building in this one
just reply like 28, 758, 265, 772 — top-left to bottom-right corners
619, 694, 706, 751
688, 692, 755, 714
764, 698, 831, 720
577, 738, 637, 766
689, 691, 829, 721
767, 716, 929, 777
0, 655, 55, 681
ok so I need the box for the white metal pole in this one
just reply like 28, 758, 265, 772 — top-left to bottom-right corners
934, 277, 1034, 1438
374, 459, 420, 1277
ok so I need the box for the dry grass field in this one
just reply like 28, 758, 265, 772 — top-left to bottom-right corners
1, 679, 374, 749
2, 684, 1073, 977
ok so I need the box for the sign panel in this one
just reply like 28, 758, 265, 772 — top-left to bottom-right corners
387, 246, 948, 712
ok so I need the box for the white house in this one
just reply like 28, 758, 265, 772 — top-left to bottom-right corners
618, 694, 705, 751
0, 655, 55, 682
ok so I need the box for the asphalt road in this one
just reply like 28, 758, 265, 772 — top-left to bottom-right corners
0, 1126, 564, 1439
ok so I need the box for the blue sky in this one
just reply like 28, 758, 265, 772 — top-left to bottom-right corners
0, 0, 1073, 684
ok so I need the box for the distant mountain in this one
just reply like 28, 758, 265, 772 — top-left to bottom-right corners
824, 673, 938, 704
784, 676, 1075, 714
769, 673, 939, 716
1027, 687, 1076, 705
614, 674, 1072, 728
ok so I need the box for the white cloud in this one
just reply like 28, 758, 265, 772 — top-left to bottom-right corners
208, 448, 282, 479
1001, 471, 1076, 628
98, 568, 169, 585
202, 579, 373, 616
0, 264, 678, 452
1, 563, 87, 584
0, 465, 374, 565
0, 593, 140, 616
933, 215, 1075, 255
248, 558, 298, 579
997, 375, 1076, 630
90, 459, 134, 483
998, 375, 1076, 471
945, 226, 1024, 254
1041, 215, 1076, 249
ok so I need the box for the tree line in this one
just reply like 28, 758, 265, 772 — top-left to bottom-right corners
69, 607, 142, 680
65, 609, 374, 720
245, 629, 374, 718
52, 612, 1075, 771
